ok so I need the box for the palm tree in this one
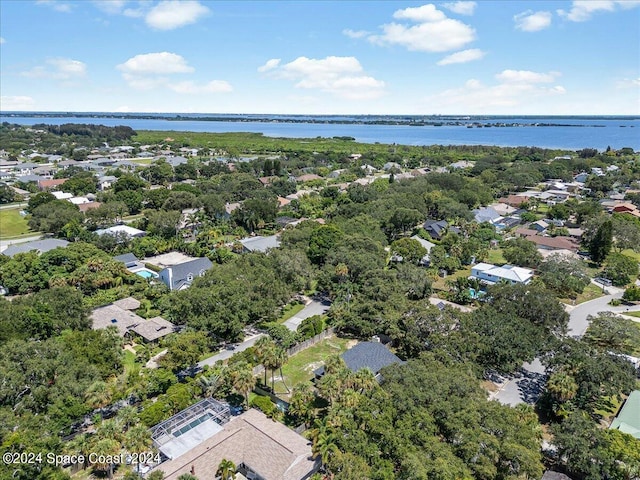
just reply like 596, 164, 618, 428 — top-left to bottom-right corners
272, 346, 289, 393
353, 368, 377, 394
123, 424, 153, 475
216, 458, 236, 480
85, 380, 112, 411
309, 421, 339, 472
63, 433, 91, 470
253, 336, 276, 387
91, 437, 121, 479
288, 382, 315, 427
197, 373, 221, 398
317, 374, 340, 405
232, 366, 256, 407
547, 370, 578, 403
115, 405, 138, 430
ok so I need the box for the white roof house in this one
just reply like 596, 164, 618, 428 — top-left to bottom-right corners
95, 225, 146, 238
471, 263, 534, 285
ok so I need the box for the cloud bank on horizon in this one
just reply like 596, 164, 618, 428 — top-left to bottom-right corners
1, 0, 639, 114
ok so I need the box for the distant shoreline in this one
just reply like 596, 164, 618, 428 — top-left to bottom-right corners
2, 111, 638, 128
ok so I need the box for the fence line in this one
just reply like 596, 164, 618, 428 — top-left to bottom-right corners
251, 327, 336, 377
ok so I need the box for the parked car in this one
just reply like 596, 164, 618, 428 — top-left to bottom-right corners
594, 277, 612, 286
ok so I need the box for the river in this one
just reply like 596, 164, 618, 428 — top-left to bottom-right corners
1, 114, 638, 150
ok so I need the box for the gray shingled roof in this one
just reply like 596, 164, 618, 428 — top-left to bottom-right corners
316, 342, 403, 377
113, 253, 139, 266
2, 239, 69, 257
160, 257, 213, 291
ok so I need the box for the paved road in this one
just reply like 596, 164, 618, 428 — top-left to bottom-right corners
0, 202, 28, 211
196, 298, 331, 369
0, 234, 43, 250
197, 333, 267, 368
493, 285, 640, 407
283, 298, 331, 331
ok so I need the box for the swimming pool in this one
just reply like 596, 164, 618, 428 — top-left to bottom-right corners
135, 269, 159, 279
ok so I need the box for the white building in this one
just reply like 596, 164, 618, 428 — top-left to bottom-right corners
471, 263, 534, 285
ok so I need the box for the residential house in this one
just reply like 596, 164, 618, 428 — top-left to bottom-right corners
113, 253, 142, 271
361, 164, 377, 174
296, 173, 323, 182
449, 160, 474, 170
609, 390, 640, 439
97, 175, 117, 191
37, 178, 68, 191
315, 341, 403, 381
13, 162, 40, 176
95, 225, 146, 238
239, 235, 281, 253
1, 238, 69, 257
159, 257, 213, 291
473, 206, 503, 225
471, 263, 534, 285
423, 219, 449, 240
383, 162, 401, 171
410, 234, 435, 266
90, 297, 175, 342
258, 176, 278, 186
524, 235, 579, 252
612, 202, 640, 219
152, 408, 319, 480
530, 220, 549, 233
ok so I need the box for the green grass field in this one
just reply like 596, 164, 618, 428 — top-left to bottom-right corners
560, 283, 605, 305
277, 303, 305, 324
432, 266, 472, 291
269, 336, 353, 397
0, 208, 33, 238
486, 248, 506, 265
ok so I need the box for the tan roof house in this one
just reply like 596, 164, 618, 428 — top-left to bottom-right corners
154, 408, 319, 480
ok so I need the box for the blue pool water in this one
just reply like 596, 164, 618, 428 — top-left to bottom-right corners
136, 269, 158, 279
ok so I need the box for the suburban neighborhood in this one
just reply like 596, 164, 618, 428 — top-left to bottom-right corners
1, 123, 639, 480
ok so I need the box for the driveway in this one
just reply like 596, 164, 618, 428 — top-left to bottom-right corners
283, 297, 331, 332
493, 286, 640, 407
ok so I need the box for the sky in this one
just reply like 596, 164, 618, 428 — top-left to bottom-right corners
0, 0, 639, 115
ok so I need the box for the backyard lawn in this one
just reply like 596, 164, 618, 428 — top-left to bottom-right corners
0, 208, 33, 238
270, 336, 353, 398
432, 266, 472, 291
486, 248, 506, 265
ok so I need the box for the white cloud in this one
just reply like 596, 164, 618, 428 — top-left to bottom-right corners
117, 52, 194, 74
437, 48, 485, 65
495, 69, 559, 84
36, 0, 73, 12
117, 51, 232, 94
145, 0, 209, 30
257, 59, 281, 73
616, 77, 640, 88
268, 56, 386, 100
343, 29, 370, 39
558, 1, 640, 22
168, 80, 233, 94
394, 4, 447, 22
514, 10, 552, 31
428, 69, 566, 112
1, 96, 36, 110
368, 4, 476, 52
441, 1, 477, 15
92, 0, 128, 14
0, 37, 5, 44
21, 58, 87, 81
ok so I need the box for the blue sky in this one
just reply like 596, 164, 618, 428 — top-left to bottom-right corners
0, 0, 638, 114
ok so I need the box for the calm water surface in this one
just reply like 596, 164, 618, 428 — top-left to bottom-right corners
2, 115, 638, 150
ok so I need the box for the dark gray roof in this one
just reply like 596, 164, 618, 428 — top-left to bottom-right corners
541, 472, 573, 480
316, 342, 403, 377
113, 253, 138, 264
2, 239, 69, 257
